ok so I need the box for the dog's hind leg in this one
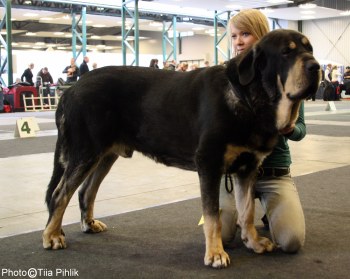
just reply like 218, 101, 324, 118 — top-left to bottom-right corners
233, 174, 275, 253
43, 158, 99, 250
78, 153, 119, 233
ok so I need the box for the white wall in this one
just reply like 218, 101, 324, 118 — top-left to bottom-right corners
302, 17, 350, 66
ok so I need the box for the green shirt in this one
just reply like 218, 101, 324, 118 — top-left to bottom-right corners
262, 102, 306, 168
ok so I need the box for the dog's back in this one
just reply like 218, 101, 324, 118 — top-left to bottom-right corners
54, 66, 233, 170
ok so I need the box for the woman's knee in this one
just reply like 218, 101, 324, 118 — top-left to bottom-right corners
274, 226, 305, 253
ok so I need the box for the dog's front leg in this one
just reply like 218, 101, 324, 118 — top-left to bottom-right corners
198, 172, 230, 268
233, 174, 274, 253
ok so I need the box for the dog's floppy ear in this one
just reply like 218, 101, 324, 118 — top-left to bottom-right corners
238, 45, 262, 86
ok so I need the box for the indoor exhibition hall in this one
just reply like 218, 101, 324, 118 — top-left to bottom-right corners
0, 1, 349, 278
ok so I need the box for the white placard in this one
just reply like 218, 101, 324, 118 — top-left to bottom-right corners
14, 118, 38, 138
325, 101, 336, 111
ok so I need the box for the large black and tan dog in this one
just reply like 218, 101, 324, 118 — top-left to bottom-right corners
43, 29, 320, 268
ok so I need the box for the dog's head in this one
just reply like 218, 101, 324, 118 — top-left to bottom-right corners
236, 29, 321, 131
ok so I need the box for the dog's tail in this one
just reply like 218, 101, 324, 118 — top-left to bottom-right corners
45, 95, 66, 208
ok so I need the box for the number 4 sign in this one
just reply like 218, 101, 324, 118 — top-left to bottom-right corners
14, 118, 39, 138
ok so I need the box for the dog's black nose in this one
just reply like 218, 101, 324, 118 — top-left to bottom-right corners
306, 60, 320, 72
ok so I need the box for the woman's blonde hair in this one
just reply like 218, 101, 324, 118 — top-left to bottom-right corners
230, 9, 270, 42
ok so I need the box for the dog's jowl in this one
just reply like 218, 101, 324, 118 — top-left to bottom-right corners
43, 29, 320, 269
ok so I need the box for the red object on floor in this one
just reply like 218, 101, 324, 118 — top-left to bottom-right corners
3, 86, 38, 112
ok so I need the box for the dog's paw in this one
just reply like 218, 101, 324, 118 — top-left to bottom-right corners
81, 219, 107, 233
244, 236, 275, 254
43, 232, 67, 250
204, 250, 230, 269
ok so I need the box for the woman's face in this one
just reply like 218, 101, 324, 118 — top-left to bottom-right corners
230, 23, 258, 55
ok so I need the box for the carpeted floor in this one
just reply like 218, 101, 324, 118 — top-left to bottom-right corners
1, 166, 349, 279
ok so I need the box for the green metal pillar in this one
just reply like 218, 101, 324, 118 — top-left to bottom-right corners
214, 11, 231, 65
121, 0, 139, 66
71, 12, 77, 59
162, 16, 177, 63
0, 0, 13, 86
82, 6, 87, 57
71, 6, 87, 61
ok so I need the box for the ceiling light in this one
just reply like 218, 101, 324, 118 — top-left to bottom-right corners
25, 32, 36, 36
91, 35, 101, 39
149, 21, 162, 27
35, 42, 45, 45
301, 15, 316, 19
260, 8, 274, 14
267, 0, 292, 3
340, 10, 350, 16
205, 29, 215, 34
54, 32, 64, 35
40, 17, 54, 21
192, 27, 205, 31
301, 10, 315, 14
226, 5, 242, 10
299, 3, 317, 9
23, 13, 39, 17
92, 24, 106, 28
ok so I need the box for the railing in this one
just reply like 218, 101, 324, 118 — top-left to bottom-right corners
23, 93, 60, 111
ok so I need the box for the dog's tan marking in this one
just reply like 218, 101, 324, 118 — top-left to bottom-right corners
289, 101, 301, 127
284, 58, 306, 97
224, 145, 250, 170
233, 175, 275, 253
289, 41, 296, 49
301, 36, 309, 45
276, 75, 299, 130
43, 191, 69, 249
203, 215, 230, 268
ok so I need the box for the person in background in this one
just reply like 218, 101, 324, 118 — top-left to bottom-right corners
63, 58, 79, 83
343, 66, 350, 96
149, 59, 159, 69
21, 63, 34, 86
204, 61, 210, 67
79, 56, 90, 77
36, 67, 54, 105
220, 8, 306, 254
343, 66, 350, 82
190, 64, 199, 70
178, 62, 188, 72
92, 62, 98, 70
324, 64, 332, 83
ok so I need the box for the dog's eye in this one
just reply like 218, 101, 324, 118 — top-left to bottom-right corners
282, 47, 292, 56
305, 44, 313, 53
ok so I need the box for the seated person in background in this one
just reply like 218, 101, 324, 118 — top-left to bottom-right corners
37, 67, 54, 105
343, 66, 350, 95
63, 58, 79, 83
343, 66, 350, 82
